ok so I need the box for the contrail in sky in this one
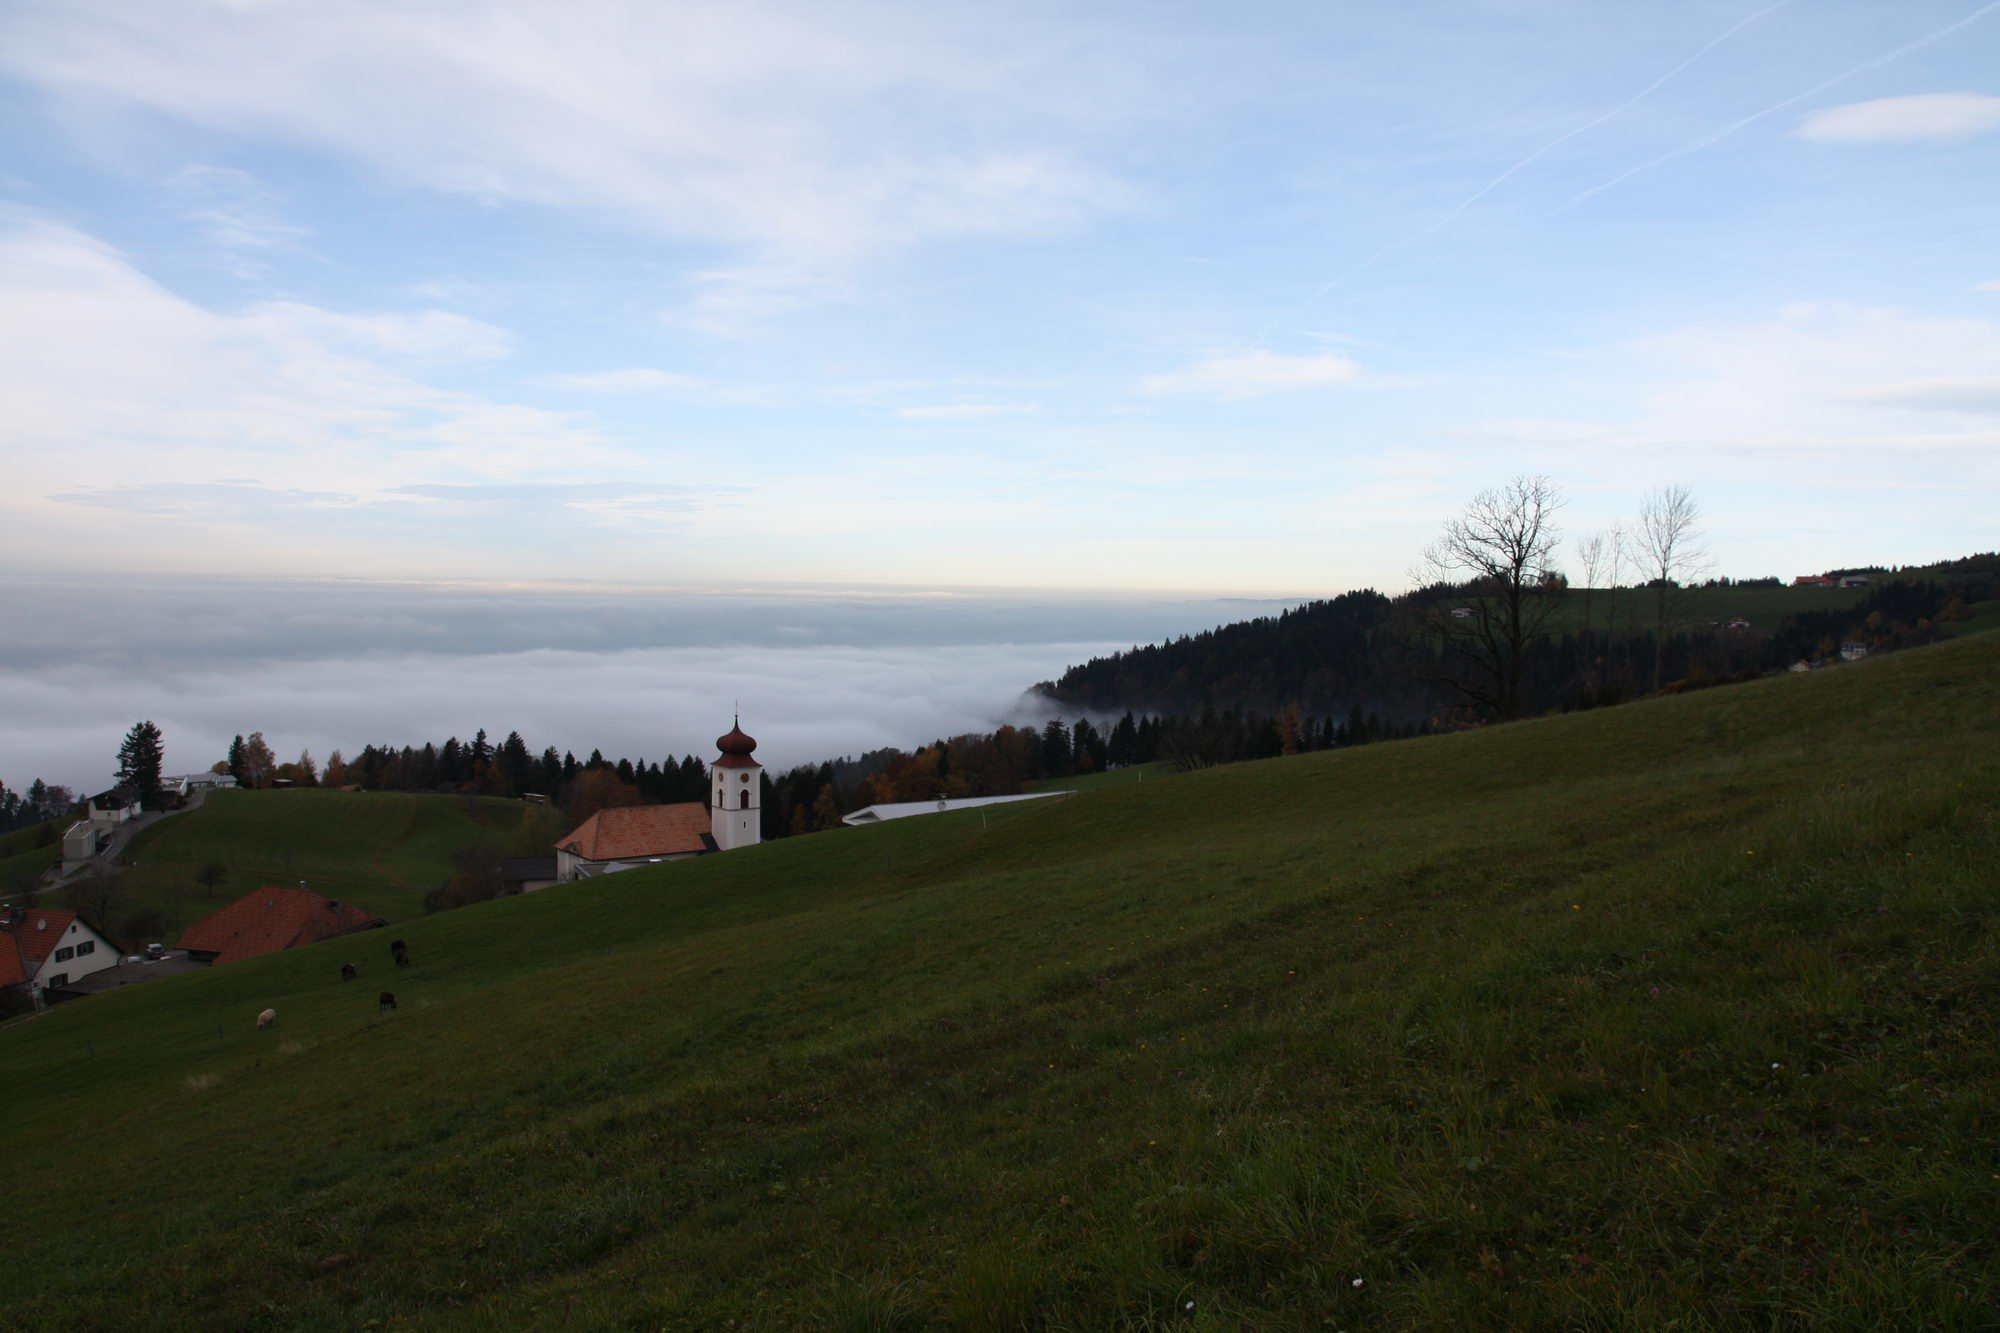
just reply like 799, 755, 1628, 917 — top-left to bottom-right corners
1254, 0, 1790, 340
1550, 0, 2000, 217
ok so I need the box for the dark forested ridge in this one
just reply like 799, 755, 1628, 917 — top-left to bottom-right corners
1034, 554, 2000, 737
1034, 589, 1408, 717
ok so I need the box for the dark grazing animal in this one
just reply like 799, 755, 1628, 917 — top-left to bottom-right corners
378, 991, 397, 1012
389, 938, 406, 956
340, 963, 357, 981
393, 947, 410, 968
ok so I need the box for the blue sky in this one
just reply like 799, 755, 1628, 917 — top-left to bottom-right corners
2, 0, 1997, 594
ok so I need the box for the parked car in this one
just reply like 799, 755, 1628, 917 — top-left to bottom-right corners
144, 943, 167, 960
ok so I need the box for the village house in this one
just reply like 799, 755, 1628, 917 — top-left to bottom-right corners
554, 720, 765, 883
178, 886, 385, 965
0, 907, 119, 1008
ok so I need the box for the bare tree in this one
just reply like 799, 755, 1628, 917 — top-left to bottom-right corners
1410, 475, 1566, 720
1635, 485, 1711, 686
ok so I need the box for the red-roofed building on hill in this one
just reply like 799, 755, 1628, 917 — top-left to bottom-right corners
177, 887, 385, 966
0, 906, 118, 1009
554, 718, 765, 882
555, 803, 715, 881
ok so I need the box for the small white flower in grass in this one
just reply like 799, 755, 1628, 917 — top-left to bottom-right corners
1351, 1277, 1364, 1287
1185, 1299, 1194, 1308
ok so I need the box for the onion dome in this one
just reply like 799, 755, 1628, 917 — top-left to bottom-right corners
714, 717, 760, 768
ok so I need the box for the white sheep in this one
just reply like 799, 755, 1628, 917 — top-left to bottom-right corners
256, 1008, 277, 1030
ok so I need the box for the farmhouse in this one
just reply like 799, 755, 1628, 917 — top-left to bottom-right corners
86, 786, 141, 824
0, 907, 118, 1008
554, 720, 765, 883
178, 887, 385, 965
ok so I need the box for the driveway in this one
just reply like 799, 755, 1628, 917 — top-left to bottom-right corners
36, 786, 216, 898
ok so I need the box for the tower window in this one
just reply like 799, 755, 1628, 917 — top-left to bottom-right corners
739, 791, 750, 809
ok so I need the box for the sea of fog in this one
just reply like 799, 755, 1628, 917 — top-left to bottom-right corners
0, 575, 1306, 795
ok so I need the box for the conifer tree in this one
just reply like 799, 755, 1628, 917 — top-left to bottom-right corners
115, 720, 165, 802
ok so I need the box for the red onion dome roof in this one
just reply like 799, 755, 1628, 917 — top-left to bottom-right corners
716, 721, 757, 755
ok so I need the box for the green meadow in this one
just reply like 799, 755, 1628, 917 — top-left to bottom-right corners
4, 631, 1997, 1330
109, 788, 527, 932
0, 821, 62, 900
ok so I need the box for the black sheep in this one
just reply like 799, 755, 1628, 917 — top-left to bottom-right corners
340, 963, 357, 981
394, 948, 410, 968
378, 991, 397, 1011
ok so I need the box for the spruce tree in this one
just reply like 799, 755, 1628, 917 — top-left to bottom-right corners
116, 720, 165, 802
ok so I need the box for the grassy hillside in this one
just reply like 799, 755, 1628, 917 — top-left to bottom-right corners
4, 632, 1997, 1330
0, 821, 62, 900
1026, 760, 1175, 793
109, 789, 527, 932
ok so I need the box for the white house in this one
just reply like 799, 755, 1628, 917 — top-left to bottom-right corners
86, 787, 141, 825
0, 907, 119, 1008
1839, 575, 1872, 589
842, 792, 1072, 826
1840, 640, 1870, 661
60, 821, 105, 873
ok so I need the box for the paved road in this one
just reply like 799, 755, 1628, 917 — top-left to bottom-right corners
35, 786, 215, 898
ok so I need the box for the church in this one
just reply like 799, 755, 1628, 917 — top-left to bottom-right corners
552, 719, 763, 883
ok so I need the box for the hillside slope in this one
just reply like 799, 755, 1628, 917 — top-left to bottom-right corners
109, 788, 526, 931
4, 633, 1997, 1330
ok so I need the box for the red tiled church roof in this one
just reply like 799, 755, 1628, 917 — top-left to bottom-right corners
0, 908, 81, 987
177, 887, 384, 965
557, 803, 712, 861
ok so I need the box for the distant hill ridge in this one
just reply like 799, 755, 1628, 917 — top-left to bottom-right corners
1036, 552, 2000, 724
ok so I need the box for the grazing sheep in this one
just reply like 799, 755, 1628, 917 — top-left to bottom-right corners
340, 963, 357, 981
394, 947, 410, 969
378, 991, 397, 1012
256, 1008, 277, 1030
389, 938, 406, 957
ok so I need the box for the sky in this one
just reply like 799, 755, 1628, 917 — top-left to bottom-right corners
2, 0, 1996, 594
3, 1, 1998, 793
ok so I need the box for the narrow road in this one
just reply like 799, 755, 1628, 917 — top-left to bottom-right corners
34, 786, 215, 898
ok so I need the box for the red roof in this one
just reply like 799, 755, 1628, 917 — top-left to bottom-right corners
0, 908, 82, 987
557, 803, 712, 861
177, 888, 384, 965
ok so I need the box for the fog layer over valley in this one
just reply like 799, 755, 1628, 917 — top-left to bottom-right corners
0, 575, 1297, 793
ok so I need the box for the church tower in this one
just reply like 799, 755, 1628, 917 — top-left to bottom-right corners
711, 717, 763, 851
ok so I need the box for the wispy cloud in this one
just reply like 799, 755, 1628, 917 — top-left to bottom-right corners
1552, 4, 2000, 217
1852, 377, 2000, 414
165, 165, 312, 275
544, 368, 773, 404
548, 369, 706, 393
0, 214, 624, 564
1974, 279, 2000, 292
1, 0, 1139, 322
1797, 92, 2000, 143
894, 402, 1037, 420
52, 481, 356, 516
1139, 349, 1358, 401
